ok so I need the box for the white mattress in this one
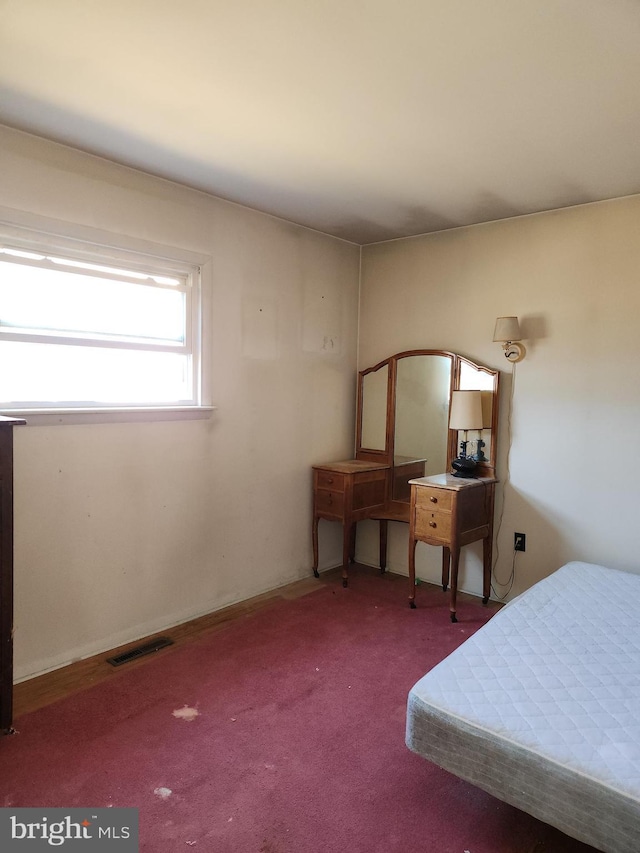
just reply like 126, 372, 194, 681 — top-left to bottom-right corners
405, 561, 640, 853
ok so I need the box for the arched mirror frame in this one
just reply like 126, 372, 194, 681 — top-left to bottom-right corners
452, 353, 500, 479
355, 349, 500, 487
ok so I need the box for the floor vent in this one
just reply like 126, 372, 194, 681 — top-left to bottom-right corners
106, 636, 174, 667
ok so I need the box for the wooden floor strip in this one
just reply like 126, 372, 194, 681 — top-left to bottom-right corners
13, 566, 496, 719
12, 572, 335, 719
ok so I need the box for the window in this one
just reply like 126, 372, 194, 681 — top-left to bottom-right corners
0, 227, 206, 412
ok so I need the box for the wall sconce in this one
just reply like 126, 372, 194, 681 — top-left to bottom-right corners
493, 316, 526, 363
449, 390, 484, 478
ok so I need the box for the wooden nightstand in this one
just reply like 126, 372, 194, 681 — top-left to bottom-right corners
312, 460, 389, 587
408, 474, 497, 622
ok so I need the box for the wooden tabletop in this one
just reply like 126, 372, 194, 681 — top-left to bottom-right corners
409, 473, 498, 490
313, 459, 390, 474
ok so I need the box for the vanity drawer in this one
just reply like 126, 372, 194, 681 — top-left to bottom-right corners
316, 470, 346, 492
315, 489, 345, 518
414, 507, 452, 542
415, 486, 453, 512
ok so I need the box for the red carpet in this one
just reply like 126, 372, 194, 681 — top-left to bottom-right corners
0, 569, 597, 852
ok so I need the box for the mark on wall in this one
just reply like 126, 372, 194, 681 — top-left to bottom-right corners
242, 297, 278, 359
303, 292, 342, 355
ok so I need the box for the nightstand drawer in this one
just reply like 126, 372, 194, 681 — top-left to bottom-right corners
415, 486, 453, 512
316, 470, 346, 491
415, 507, 452, 542
315, 489, 345, 518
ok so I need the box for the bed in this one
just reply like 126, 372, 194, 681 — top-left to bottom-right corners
405, 561, 640, 853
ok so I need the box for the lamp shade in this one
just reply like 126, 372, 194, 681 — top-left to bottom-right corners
480, 390, 493, 428
493, 316, 522, 342
449, 390, 483, 431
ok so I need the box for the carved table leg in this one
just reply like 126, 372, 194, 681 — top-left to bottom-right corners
342, 523, 353, 587
379, 520, 388, 574
312, 515, 320, 578
441, 546, 450, 592
482, 534, 492, 604
449, 547, 460, 623
348, 523, 357, 564
408, 537, 418, 608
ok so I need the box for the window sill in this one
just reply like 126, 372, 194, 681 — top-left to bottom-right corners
0, 406, 217, 426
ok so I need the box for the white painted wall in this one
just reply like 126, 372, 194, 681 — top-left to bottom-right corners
5, 122, 638, 679
0, 126, 360, 680
358, 196, 640, 599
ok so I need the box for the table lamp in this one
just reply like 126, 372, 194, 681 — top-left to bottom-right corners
449, 390, 483, 477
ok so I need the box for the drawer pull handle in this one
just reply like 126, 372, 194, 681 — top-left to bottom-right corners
430, 496, 438, 503
429, 521, 437, 528
328, 477, 334, 484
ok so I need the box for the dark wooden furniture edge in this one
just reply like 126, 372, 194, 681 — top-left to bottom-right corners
1, 416, 26, 735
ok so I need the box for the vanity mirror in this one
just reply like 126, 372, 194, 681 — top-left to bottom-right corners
312, 350, 499, 587
357, 351, 498, 495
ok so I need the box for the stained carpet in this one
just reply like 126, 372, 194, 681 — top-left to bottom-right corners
0, 568, 597, 852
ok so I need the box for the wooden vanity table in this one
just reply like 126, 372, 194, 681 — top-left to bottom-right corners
408, 473, 497, 622
312, 459, 389, 587
311, 350, 500, 602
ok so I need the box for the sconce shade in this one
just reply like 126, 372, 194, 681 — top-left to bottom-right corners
449, 390, 484, 431
493, 316, 522, 342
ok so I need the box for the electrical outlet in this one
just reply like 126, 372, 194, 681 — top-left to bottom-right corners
514, 533, 526, 552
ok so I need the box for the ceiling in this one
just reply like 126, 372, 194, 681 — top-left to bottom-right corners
1, 1, 640, 244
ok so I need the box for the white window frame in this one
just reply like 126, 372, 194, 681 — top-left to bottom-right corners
0, 210, 213, 424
